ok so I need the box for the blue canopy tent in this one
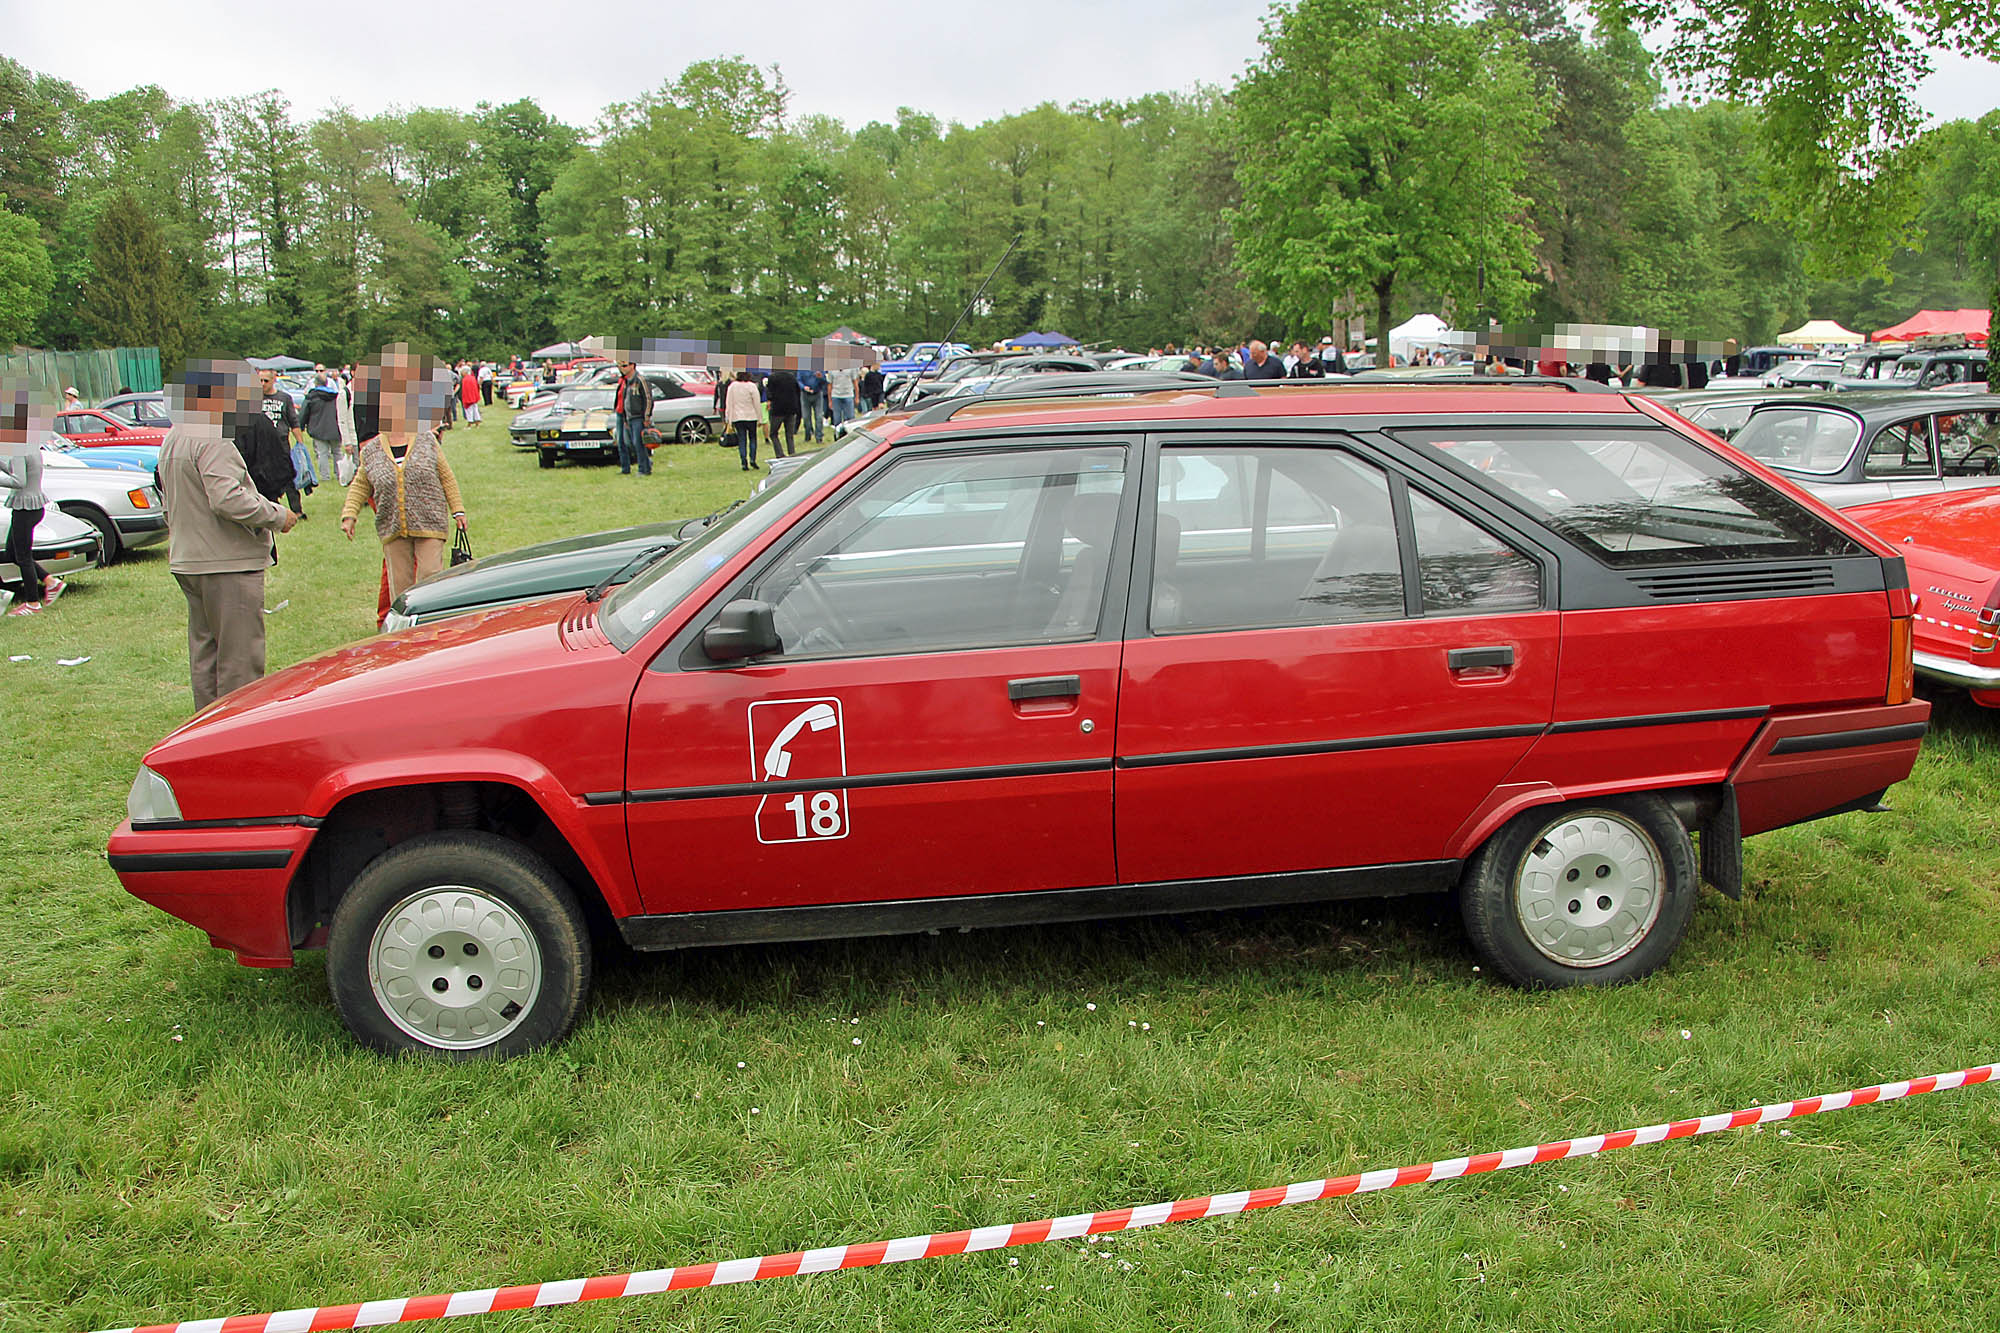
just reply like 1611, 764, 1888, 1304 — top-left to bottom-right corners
247, 355, 314, 371
1006, 331, 1079, 349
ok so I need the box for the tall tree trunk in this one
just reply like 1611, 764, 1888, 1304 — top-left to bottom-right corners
1374, 274, 1395, 369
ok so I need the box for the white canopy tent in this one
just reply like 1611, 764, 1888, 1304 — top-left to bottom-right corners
1389, 313, 1454, 362
1776, 319, 1863, 346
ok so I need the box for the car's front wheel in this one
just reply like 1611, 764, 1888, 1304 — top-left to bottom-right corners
327, 832, 591, 1057
1460, 795, 1695, 988
59, 503, 120, 566
675, 414, 713, 443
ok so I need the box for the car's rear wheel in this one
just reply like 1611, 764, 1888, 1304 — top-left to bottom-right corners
538, 447, 556, 469
675, 414, 713, 443
1460, 795, 1695, 988
59, 503, 120, 566
327, 832, 591, 1057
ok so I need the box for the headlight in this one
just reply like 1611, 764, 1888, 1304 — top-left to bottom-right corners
539, 430, 561, 440
127, 765, 183, 824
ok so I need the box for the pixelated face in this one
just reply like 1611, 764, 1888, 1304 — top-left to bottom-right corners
0, 380, 61, 455
370, 342, 451, 434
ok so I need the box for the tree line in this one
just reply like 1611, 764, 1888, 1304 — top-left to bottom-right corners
0, 0, 1994, 371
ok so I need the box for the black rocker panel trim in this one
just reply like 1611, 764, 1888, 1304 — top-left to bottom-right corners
618, 861, 1459, 950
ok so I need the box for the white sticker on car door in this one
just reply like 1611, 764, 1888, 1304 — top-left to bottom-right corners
748, 697, 850, 844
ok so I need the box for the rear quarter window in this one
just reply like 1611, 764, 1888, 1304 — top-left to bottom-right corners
1394, 425, 1862, 567
1732, 407, 1862, 475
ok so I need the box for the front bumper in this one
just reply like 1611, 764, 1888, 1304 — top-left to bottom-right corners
106, 820, 317, 965
114, 512, 169, 548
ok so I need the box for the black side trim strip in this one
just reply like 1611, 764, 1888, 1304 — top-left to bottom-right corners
625, 757, 1112, 805
1547, 706, 1768, 736
1117, 724, 1543, 770
128, 815, 322, 831
619, 861, 1460, 950
108, 850, 295, 873
1769, 721, 1929, 755
582, 792, 624, 806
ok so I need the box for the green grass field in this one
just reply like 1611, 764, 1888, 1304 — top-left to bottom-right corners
3, 407, 1999, 1332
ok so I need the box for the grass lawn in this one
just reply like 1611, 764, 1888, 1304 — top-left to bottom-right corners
3, 405, 1999, 1332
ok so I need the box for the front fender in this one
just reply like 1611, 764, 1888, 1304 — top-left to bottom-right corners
303, 749, 639, 917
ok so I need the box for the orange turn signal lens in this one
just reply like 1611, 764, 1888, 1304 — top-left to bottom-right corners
127, 489, 152, 508
1887, 616, 1915, 706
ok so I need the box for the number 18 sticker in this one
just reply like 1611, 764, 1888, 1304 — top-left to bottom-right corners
748, 697, 849, 844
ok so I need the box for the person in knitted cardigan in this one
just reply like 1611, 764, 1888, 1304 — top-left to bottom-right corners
338, 350, 468, 603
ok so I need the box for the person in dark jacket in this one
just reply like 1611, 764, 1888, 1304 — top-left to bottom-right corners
765, 369, 803, 457
236, 377, 299, 513
1242, 340, 1288, 380
613, 359, 654, 476
300, 368, 346, 489
1287, 341, 1324, 378
859, 361, 885, 412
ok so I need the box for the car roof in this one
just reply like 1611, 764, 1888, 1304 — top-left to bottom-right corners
883, 377, 1649, 442
1743, 390, 1995, 423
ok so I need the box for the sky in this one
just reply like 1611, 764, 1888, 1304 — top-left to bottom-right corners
4, 0, 1996, 134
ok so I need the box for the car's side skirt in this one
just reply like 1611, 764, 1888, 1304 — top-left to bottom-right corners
616, 860, 1460, 951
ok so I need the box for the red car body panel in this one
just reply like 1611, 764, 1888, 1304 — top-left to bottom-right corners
106, 384, 1932, 978
1114, 611, 1558, 882
1845, 490, 2000, 706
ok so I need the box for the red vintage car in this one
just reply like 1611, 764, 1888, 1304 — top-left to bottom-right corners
108, 377, 1930, 1056
55, 407, 170, 449
1845, 487, 2000, 707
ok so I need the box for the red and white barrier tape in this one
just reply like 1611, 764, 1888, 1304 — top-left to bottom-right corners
96, 1060, 1994, 1333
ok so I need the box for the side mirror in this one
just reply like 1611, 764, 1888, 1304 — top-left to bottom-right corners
703, 599, 781, 662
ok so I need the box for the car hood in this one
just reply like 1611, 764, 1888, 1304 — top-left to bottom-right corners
144, 595, 636, 820
398, 520, 690, 615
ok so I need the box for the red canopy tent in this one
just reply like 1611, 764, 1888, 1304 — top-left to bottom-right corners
1871, 308, 1990, 344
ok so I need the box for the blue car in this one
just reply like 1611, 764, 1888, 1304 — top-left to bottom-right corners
879, 342, 972, 376
41, 432, 158, 475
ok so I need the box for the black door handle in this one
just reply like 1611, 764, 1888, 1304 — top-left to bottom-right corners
1008, 674, 1082, 701
1448, 645, 1515, 671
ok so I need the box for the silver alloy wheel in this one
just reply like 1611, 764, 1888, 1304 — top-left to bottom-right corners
1512, 811, 1665, 969
676, 414, 712, 443
368, 885, 543, 1050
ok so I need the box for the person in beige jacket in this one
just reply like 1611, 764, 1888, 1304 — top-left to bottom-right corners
159, 368, 299, 709
339, 350, 468, 603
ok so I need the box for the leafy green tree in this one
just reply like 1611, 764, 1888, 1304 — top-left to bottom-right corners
80, 191, 197, 363
1230, 0, 1547, 355
1598, 0, 2000, 279
470, 99, 578, 354
0, 59, 84, 231
0, 204, 54, 345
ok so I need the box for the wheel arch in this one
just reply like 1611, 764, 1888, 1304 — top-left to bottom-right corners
287, 761, 635, 953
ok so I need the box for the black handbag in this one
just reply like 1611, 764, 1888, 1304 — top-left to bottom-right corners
450, 528, 474, 567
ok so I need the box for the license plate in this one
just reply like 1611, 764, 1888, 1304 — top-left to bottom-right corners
565, 440, 603, 451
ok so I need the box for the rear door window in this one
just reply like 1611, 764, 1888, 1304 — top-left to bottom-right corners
1395, 425, 1862, 566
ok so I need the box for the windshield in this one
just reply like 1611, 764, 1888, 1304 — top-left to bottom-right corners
600, 432, 880, 649
563, 388, 615, 410
1731, 407, 1863, 475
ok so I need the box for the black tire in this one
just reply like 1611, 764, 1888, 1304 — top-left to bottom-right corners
675, 414, 713, 443
60, 503, 119, 566
538, 447, 556, 469
327, 831, 591, 1058
1460, 795, 1696, 989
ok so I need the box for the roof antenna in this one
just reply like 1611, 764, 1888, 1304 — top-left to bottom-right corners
896, 234, 1022, 409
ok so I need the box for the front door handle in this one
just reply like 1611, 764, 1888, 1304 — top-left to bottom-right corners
1008, 674, 1081, 702
1448, 645, 1515, 671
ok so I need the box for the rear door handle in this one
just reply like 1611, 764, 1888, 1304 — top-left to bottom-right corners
1008, 674, 1081, 701
1448, 646, 1515, 671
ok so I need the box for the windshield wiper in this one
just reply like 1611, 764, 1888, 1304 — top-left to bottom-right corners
585, 543, 674, 603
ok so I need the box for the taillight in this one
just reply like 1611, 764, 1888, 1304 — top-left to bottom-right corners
1975, 584, 2000, 655
1887, 613, 1915, 705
